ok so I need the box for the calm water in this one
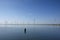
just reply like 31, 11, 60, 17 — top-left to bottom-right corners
0, 25, 60, 40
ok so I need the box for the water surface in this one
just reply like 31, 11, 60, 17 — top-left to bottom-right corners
0, 25, 60, 40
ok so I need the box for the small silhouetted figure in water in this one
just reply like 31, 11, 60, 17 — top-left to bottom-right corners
24, 28, 26, 34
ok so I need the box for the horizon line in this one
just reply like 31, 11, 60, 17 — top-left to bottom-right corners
0, 24, 60, 25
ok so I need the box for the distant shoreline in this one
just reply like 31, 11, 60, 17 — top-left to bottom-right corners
0, 24, 60, 25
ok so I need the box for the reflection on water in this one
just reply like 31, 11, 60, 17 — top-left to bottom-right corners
0, 25, 60, 40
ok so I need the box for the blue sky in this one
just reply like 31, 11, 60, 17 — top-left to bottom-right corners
0, 0, 60, 24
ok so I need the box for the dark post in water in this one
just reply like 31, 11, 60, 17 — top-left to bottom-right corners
24, 28, 26, 34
